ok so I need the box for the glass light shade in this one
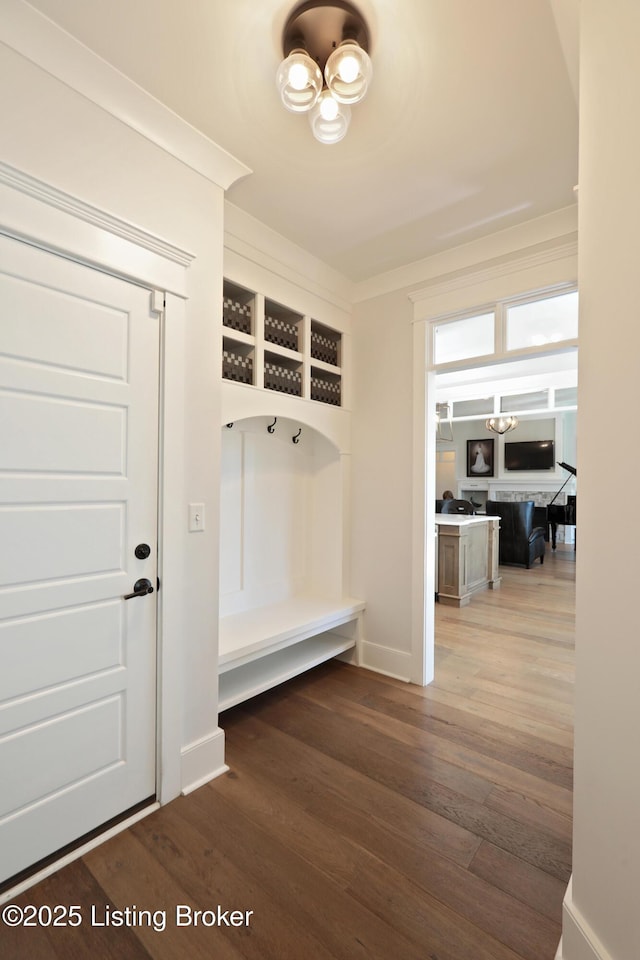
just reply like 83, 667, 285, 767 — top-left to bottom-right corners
309, 90, 351, 144
276, 49, 322, 113
486, 416, 519, 435
324, 40, 372, 105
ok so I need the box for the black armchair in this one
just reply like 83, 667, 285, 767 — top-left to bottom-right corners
487, 500, 545, 570
485, 500, 545, 568
441, 499, 475, 515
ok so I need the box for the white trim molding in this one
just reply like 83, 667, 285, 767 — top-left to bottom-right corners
180, 729, 228, 796
558, 879, 613, 960
224, 202, 354, 314
0, 162, 195, 268
0, 167, 193, 298
1, 0, 251, 191
409, 234, 578, 306
352, 205, 578, 303
359, 641, 413, 682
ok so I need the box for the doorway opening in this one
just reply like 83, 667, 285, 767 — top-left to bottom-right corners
417, 285, 579, 689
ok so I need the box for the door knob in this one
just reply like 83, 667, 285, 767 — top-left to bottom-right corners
135, 543, 151, 559
123, 578, 154, 600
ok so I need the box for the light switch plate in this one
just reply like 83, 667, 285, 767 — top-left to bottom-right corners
189, 503, 205, 532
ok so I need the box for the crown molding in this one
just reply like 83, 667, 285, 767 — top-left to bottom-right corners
224, 202, 354, 314
352, 206, 579, 303
1, 0, 251, 191
409, 233, 578, 307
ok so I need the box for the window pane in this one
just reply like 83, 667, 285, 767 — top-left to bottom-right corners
433, 312, 494, 365
501, 390, 549, 412
555, 386, 578, 407
506, 291, 578, 351
452, 397, 494, 417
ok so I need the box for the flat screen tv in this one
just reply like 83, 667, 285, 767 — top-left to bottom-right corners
504, 440, 555, 471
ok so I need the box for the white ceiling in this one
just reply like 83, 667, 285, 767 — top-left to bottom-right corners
27, 0, 580, 283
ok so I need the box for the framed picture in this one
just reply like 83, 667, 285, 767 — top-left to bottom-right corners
467, 438, 494, 477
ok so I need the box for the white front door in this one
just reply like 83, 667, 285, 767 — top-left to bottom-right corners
0, 235, 159, 884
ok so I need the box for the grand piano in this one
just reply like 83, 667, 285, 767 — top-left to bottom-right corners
547, 462, 577, 550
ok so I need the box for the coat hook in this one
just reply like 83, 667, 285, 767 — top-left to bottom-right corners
292, 428, 302, 444
267, 417, 277, 434
226, 422, 234, 429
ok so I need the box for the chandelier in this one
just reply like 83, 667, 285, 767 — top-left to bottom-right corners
276, 1, 373, 144
486, 416, 519, 435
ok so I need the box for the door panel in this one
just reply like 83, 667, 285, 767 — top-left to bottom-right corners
1, 392, 126, 474
0, 503, 124, 585
0, 235, 159, 884
2, 267, 128, 378
0, 602, 122, 702
1, 696, 124, 815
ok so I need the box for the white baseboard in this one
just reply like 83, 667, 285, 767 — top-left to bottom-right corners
180, 727, 228, 796
559, 878, 612, 960
359, 641, 412, 682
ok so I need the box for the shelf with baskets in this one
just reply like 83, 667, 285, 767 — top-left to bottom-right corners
223, 279, 254, 336
310, 320, 341, 367
264, 351, 303, 397
264, 298, 303, 352
222, 279, 344, 407
222, 337, 254, 386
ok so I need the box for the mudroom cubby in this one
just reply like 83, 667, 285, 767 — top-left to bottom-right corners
222, 336, 254, 385
221, 277, 345, 407
310, 319, 341, 367
223, 279, 254, 335
264, 351, 303, 396
310, 366, 341, 406
264, 298, 303, 352
218, 415, 364, 710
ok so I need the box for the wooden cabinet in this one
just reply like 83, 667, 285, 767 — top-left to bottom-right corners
436, 516, 501, 606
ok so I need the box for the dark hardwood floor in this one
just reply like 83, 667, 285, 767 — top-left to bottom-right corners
2, 547, 575, 960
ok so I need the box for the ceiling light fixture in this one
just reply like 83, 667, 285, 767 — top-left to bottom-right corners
486, 416, 519, 435
277, 1, 373, 144
309, 89, 351, 144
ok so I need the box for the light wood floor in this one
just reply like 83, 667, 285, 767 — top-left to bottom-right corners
3, 548, 575, 960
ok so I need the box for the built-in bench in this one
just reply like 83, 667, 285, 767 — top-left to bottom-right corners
218, 596, 365, 711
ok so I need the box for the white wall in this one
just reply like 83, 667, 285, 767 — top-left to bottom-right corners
350, 289, 416, 677
561, 2, 640, 958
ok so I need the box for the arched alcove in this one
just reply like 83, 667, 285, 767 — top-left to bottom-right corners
220, 415, 343, 614
218, 414, 364, 711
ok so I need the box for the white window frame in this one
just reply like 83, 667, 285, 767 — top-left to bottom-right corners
429, 283, 578, 374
